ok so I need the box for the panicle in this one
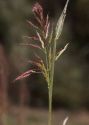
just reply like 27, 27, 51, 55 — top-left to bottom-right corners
32, 3, 50, 38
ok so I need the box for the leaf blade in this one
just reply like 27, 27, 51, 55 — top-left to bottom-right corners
55, 0, 69, 40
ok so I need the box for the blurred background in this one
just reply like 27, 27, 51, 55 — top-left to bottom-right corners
0, 0, 89, 125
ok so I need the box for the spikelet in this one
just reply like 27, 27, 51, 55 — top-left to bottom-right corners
55, 43, 69, 60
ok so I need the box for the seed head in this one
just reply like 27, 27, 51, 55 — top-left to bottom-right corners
32, 2, 43, 21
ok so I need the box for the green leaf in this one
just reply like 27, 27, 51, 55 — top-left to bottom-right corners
55, 0, 69, 40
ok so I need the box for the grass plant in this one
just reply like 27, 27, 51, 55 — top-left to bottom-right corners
15, 0, 69, 125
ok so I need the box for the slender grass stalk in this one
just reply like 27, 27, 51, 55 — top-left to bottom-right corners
48, 38, 56, 125
47, 0, 69, 124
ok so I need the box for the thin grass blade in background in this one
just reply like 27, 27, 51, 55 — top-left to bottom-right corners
62, 117, 69, 125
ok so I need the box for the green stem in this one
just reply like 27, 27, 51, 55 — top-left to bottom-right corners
48, 84, 53, 125
48, 38, 57, 125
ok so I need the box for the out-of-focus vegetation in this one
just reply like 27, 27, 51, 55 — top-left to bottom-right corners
0, 0, 89, 111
